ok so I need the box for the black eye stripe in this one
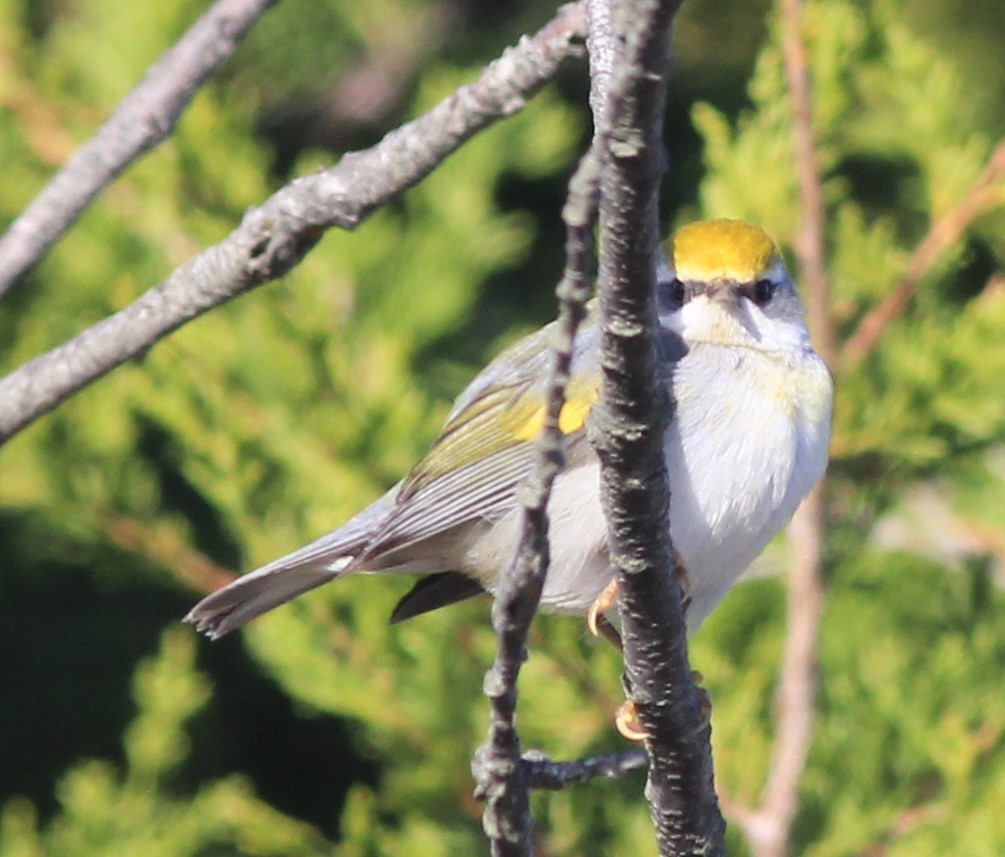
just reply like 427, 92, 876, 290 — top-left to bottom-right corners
658, 276, 689, 310
661, 276, 779, 310
751, 278, 775, 305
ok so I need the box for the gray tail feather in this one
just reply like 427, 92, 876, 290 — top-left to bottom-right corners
186, 491, 397, 639
184, 557, 353, 639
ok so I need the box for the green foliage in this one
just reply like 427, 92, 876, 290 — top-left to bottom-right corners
2, 0, 1005, 855
0, 630, 334, 856
689, 0, 1005, 853
694, 0, 1005, 489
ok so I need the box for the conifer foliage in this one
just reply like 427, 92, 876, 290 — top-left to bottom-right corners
1, 1, 1004, 854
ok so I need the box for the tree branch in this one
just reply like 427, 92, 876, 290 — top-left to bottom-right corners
730, 3, 832, 855
590, 1, 726, 854
473, 147, 599, 857
840, 138, 1005, 370
780, 0, 835, 371
0, 0, 281, 298
0, 2, 587, 448
523, 748, 648, 790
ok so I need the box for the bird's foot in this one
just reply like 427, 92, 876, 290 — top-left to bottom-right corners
614, 672, 711, 743
587, 579, 620, 642
615, 700, 648, 742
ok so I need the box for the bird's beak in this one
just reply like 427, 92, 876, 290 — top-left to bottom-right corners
703, 282, 741, 307
695, 282, 759, 342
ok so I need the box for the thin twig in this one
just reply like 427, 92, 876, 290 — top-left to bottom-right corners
841, 138, 1005, 370
0, 2, 587, 448
0, 0, 281, 298
523, 748, 648, 790
590, 1, 726, 855
473, 148, 599, 857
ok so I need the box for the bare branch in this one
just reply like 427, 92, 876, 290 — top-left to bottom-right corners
0, 0, 280, 298
840, 138, 1005, 370
474, 147, 599, 857
585, 0, 618, 121
103, 517, 234, 595
0, 2, 587, 448
779, 0, 835, 370
523, 748, 648, 790
590, 1, 726, 854
767, 488, 826, 838
729, 3, 833, 855
733, 488, 827, 857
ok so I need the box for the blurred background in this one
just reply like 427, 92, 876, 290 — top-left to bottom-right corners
1, 0, 1004, 854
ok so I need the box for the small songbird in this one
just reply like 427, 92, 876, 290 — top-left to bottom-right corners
186, 219, 833, 647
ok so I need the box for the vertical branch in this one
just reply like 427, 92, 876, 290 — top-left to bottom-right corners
734, 2, 833, 856
474, 154, 599, 857
589, 1, 726, 854
585, 0, 618, 120
780, 0, 835, 369
735, 489, 827, 857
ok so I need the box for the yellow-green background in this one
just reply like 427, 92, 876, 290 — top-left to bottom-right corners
2, 0, 1004, 854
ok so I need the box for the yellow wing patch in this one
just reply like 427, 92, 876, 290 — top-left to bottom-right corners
671, 219, 779, 283
399, 376, 599, 500
512, 384, 598, 441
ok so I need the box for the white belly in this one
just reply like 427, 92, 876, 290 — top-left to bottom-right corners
663, 343, 831, 629
465, 342, 831, 633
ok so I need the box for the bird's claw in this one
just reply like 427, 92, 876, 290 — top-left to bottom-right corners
587, 579, 619, 637
615, 700, 648, 742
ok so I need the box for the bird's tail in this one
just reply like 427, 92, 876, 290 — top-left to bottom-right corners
184, 557, 352, 639
185, 495, 395, 639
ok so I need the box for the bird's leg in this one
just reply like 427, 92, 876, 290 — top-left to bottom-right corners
589, 551, 689, 640
587, 581, 646, 739
592, 614, 623, 650
594, 554, 703, 743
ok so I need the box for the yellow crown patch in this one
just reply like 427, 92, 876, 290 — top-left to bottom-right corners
670, 219, 779, 283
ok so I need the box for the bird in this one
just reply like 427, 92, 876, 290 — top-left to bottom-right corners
185, 219, 833, 654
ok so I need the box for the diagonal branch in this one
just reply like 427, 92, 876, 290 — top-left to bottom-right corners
0, 2, 587, 448
841, 138, 1005, 370
0, 0, 281, 298
590, 1, 726, 854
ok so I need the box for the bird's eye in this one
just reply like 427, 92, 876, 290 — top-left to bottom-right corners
663, 277, 688, 310
751, 278, 775, 305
